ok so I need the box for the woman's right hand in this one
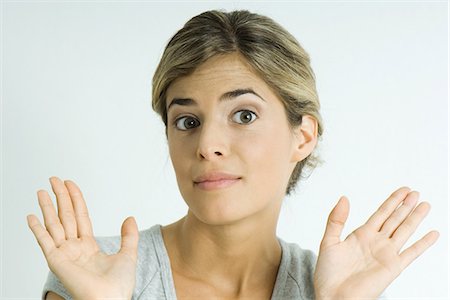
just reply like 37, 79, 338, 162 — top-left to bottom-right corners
27, 177, 139, 300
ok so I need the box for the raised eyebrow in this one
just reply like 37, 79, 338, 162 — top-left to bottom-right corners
167, 88, 265, 111
167, 98, 196, 111
220, 88, 266, 102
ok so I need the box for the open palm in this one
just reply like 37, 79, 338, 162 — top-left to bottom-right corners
27, 177, 139, 300
314, 187, 439, 299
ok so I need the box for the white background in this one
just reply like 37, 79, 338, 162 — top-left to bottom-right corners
1, 1, 448, 299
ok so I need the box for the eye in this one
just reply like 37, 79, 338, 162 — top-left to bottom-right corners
232, 110, 258, 124
175, 116, 200, 130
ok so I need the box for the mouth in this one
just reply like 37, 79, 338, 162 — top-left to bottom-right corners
193, 172, 242, 191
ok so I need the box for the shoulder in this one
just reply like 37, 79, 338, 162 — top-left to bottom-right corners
95, 225, 167, 297
273, 239, 317, 300
282, 241, 317, 278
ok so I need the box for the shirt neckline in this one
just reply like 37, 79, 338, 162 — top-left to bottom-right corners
152, 224, 288, 300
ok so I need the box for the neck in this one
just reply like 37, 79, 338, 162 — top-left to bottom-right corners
161, 199, 283, 297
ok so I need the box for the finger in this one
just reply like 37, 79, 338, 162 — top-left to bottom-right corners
27, 214, 57, 257
37, 189, 66, 247
118, 217, 139, 262
50, 176, 78, 239
379, 191, 419, 237
391, 202, 431, 249
64, 180, 94, 237
320, 196, 349, 249
365, 186, 411, 231
399, 230, 439, 270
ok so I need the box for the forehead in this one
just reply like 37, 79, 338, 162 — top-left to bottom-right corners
166, 53, 272, 102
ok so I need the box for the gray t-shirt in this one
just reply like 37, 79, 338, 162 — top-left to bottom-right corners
42, 224, 317, 299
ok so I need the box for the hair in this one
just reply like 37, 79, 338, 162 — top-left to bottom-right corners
152, 9, 323, 195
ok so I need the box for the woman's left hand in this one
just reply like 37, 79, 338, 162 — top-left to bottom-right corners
313, 186, 439, 300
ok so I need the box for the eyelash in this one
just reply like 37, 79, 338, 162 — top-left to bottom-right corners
173, 109, 258, 131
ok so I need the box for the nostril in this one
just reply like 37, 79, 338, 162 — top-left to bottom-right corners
197, 149, 224, 160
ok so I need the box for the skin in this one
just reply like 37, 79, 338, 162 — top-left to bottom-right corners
161, 53, 317, 298
28, 53, 439, 300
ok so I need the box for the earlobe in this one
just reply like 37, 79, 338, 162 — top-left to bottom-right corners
291, 115, 318, 162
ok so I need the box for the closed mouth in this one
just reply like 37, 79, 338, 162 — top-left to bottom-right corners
193, 172, 242, 190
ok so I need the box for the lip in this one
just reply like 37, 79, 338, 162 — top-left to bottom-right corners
194, 172, 242, 191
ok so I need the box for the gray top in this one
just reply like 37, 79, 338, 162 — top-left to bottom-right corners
42, 224, 317, 299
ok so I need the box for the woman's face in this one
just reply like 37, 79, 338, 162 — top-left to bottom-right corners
166, 53, 305, 226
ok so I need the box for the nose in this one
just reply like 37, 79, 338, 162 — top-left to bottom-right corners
196, 121, 228, 160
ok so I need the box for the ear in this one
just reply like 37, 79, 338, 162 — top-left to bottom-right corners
291, 115, 318, 163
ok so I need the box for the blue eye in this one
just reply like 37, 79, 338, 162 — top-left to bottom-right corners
232, 110, 257, 124
175, 116, 200, 130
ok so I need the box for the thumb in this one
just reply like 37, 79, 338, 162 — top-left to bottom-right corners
320, 196, 350, 250
119, 216, 139, 262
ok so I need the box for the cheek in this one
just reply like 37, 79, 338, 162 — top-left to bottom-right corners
168, 137, 190, 173
234, 127, 294, 178
239, 121, 293, 155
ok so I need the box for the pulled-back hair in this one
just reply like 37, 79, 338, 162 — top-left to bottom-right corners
152, 10, 323, 194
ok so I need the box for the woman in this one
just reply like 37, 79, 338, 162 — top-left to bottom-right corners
27, 10, 439, 300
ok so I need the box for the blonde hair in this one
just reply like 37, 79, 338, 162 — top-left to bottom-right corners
152, 9, 323, 195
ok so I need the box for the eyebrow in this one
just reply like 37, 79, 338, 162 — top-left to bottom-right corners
167, 88, 265, 111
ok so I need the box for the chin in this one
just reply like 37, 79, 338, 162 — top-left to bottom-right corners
186, 196, 278, 229
183, 191, 258, 226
